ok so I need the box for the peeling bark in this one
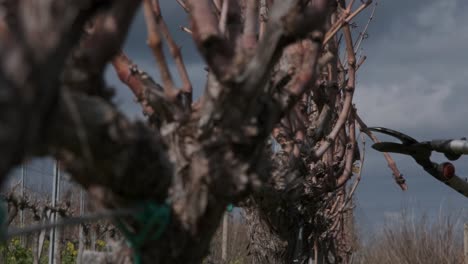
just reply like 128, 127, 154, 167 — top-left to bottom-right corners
0, 1, 392, 263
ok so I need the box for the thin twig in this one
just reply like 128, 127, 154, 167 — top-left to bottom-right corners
243, 0, 259, 50
153, 0, 193, 101
219, 0, 229, 34
334, 131, 366, 217
336, 111, 356, 187
323, 1, 372, 45
354, 1, 377, 53
259, 0, 268, 40
356, 55, 367, 70
180, 26, 193, 35
355, 111, 408, 190
175, 0, 189, 12
143, 0, 177, 99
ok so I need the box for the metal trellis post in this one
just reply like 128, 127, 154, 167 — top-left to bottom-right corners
77, 189, 85, 264
464, 223, 468, 264
48, 161, 60, 264
222, 212, 228, 261
20, 165, 25, 246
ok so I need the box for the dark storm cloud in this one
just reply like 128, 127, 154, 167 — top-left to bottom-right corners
349, 0, 468, 230
355, 0, 468, 135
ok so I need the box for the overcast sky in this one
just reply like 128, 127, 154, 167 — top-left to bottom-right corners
352, 0, 468, 229
102, 0, 468, 230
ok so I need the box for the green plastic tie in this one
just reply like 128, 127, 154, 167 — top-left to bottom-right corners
116, 202, 170, 264
226, 203, 234, 212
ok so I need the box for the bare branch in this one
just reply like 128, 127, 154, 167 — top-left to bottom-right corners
323, 0, 372, 45
2, 192, 73, 225
310, 19, 356, 161
180, 26, 193, 35
339, 131, 366, 213
336, 113, 357, 188
243, 0, 259, 50
355, 112, 408, 190
354, 1, 377, 53
187, 0, 234, 79
259, 0, 269, 40
111, 52, 182, 125
143, 0, 176, 97
152, 0, 193, 104
219, 0, 229, 33
175, 0, 189, 12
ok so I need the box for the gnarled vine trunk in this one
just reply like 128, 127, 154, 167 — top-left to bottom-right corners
0, 0, 392, 263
